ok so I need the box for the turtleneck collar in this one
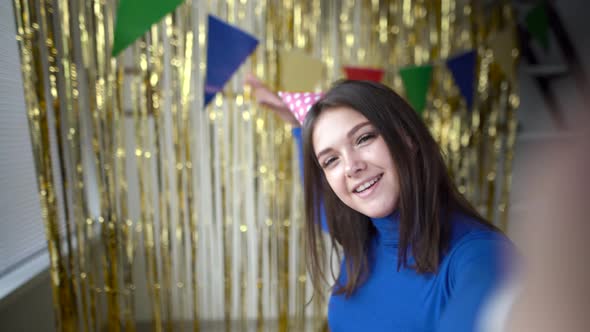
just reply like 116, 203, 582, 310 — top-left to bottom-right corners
370, 210, 400, 247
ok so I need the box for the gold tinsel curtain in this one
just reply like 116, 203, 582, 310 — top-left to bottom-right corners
12, 0, 518, 331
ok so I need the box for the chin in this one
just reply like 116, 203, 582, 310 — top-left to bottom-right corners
345, 199, 397, 219
366, 211, 391, 219
364, 206, 396, 219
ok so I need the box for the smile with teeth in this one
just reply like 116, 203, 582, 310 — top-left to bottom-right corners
353, 174, 383, 193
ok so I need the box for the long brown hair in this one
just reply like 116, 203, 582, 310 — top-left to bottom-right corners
302, 80, 499, 298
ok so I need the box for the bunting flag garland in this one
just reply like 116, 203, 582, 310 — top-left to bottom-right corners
278, 91, 323, 125
393, 24, 518, 113
343, 66, 385, 82
399, 65, 433, 115
278, 49, 323, 91
112, 0, 184, 56
204, 15, 259, 107
525, 2, 550, 51
446, 51, 477, 110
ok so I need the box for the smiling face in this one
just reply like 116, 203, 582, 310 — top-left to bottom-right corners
312, 106, 401, 219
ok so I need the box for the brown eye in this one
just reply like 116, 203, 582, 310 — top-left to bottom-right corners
357, 133, 376, 145
323, 156, 337, 168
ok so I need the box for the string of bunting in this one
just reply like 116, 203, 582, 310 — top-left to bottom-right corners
111, 1, 518, 120
279, 29, 514, 122
111, 0, 525, 119
113, 3, 260, 108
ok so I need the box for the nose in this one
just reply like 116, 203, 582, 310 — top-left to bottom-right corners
344, 153, 366, 178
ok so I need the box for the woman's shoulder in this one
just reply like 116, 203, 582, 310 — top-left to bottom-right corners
449, 213, 508, 246
443, 213, 516, 288
446, 213, 514, 264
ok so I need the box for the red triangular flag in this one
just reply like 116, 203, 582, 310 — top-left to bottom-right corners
343, 66, 384, 82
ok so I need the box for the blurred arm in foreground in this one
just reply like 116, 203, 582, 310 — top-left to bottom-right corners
482, 116, 590, 332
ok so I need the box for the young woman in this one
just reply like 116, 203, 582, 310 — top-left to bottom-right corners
246, 77, 514, 332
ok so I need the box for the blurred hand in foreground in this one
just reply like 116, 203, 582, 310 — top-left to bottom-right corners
506, 116, 590, 332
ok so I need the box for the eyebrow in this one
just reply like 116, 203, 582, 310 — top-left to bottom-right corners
315, 121, 372, 160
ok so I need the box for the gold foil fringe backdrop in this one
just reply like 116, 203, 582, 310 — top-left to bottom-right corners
12, 0, 518, 331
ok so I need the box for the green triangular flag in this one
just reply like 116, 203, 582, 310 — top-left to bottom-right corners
399, 65, 433, 114
525, 3, 549, 51
112, 0, 184, 57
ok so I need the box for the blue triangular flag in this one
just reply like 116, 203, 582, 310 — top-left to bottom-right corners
204, 15, 259, 107
446, 50, 476, 110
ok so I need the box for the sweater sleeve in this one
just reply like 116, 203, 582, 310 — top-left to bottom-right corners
292, 127, 328, 232
436, 233, 515, 332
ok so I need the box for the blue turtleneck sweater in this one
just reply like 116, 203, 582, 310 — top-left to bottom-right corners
292, 128, 513, 332
329, 213, 512, 332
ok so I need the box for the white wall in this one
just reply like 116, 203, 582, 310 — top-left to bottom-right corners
0, 1, 55, 331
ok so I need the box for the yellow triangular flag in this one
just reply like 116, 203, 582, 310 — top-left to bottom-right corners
488, 26, 516, 79
278, 49, 323, 91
